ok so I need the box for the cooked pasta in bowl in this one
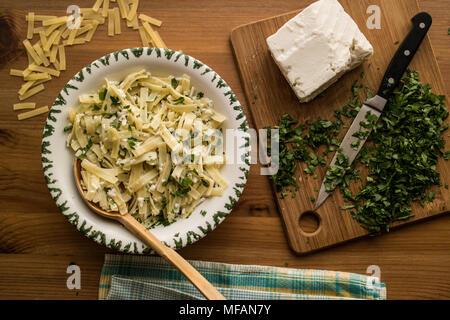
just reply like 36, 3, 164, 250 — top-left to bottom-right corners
42, 48, 250, 252
67, 70, 228, 227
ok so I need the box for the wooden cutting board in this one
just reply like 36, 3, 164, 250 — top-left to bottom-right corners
230, 0, 450, 254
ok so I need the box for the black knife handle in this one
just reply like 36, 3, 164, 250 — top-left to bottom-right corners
377, 12, 432, 99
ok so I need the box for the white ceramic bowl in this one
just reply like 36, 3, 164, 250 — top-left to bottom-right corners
41, 48, 250, 253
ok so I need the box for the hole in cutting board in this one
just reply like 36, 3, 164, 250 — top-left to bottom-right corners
298, 211, 321, 235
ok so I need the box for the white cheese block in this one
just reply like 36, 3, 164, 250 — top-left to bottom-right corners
266, 0, 373, 103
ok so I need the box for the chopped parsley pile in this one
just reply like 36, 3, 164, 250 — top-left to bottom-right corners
270, 70, 449, 233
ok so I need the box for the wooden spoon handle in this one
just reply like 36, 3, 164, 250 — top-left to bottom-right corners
119, 214, 226, 300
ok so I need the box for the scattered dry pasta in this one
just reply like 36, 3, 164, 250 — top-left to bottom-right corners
11, 0, 167, 120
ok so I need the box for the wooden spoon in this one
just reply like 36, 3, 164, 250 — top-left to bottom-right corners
73, 159, 225, 300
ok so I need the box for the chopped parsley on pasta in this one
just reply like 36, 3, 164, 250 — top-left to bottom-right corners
65, 69, 227, 227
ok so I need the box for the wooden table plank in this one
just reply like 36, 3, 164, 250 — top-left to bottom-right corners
0, 0, 448, 300
1, 215, 449, 299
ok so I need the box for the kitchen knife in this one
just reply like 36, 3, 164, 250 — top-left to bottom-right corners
314, 12, 432, 210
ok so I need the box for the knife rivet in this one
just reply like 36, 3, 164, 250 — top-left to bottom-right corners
419, 22, 426, 29
404, 50, 411, 56
388, 78, 395, 84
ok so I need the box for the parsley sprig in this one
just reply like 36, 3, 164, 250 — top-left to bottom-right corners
77, 139, 93, 159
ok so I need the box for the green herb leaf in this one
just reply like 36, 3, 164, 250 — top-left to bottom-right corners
110, 95, 120, 105
127, 137, 137, 150
173, 97, 184, 105
171, 78, 178, 89
99, 88, 107, 100
172, 177, 193, 198
78, 139, 93, 159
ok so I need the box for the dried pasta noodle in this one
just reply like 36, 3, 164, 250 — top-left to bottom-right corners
12, 1, 166, 120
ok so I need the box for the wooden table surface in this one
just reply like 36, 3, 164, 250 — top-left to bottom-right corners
0, 0, 448, 300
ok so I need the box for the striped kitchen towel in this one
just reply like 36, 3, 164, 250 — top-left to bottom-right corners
99, 254, 386, 300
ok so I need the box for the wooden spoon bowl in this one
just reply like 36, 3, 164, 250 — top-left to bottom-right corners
73, 158, 225, 300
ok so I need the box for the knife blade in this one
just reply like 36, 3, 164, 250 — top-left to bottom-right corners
314, 12, 432, 210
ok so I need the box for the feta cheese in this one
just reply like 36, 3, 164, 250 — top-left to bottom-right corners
90, 182, 99, 190
266, 0, 373, 103
107, 189, 116, 198
117, 89, 126, 98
